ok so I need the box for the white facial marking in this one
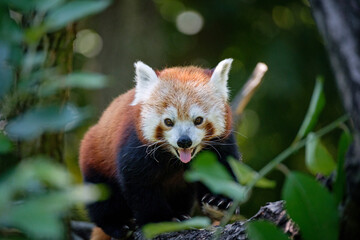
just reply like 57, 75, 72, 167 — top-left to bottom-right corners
164, 106, 178, 120
165, 120, 205, 149
141, 106, 161, 141
189, 105, 205, 119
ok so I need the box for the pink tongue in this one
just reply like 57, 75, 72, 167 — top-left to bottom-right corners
179, 149, 192, 163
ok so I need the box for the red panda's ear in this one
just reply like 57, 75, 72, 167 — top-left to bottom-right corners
209, 58, 233, 100
131, 61, 159, 105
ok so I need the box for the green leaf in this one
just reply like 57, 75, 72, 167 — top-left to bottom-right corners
39, 72, 108, 96
0, 157, 72, 206
2, 0, 65, 12
36, 0, 65, 12
295, 77, 325, 141
228, 158, 275, 188
333, 129, 352, 204
0, 185, 100, 239
5, 104, 88, 140
142, 217, 210, 239
0, 158, 100, 239
185, 152, 246, 201
282, 172, 339, 240
0, 133, 13, 154
0, 42, 13, 98
0, 8, 23, 43
305, 133, 336, 175
44, 0, 112, 32
247, 220, 290, 240
1, 0, 37, 13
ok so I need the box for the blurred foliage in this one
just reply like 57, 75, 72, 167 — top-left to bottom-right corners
0, 0, 110, 238
0, 158, 100, 239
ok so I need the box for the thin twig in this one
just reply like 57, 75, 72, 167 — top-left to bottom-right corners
231, 62, 268, 123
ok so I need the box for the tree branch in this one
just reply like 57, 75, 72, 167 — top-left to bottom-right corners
231, 62, 268, 123
71, 201, 299, 240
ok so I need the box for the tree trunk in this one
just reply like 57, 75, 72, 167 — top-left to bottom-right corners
309, 0, 360, 238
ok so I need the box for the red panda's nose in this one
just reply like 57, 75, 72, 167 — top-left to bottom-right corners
177, 135, 192, 149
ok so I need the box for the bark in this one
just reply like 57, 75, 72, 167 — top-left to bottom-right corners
309, 0, 360, 238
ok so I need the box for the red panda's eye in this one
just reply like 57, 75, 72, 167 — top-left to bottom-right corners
164, 118, 174, 127
194, 117, 203, 126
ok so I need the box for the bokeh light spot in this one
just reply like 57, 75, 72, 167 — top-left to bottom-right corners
272, 6, 295, 29
176, 11, 204, 35
73, 29, 103, 58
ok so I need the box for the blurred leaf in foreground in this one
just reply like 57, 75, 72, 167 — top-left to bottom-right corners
0, 157, 100, 239
282, 172, 339, 240
228, 157, 275, 188
247, 220, 290, 240
142, 217, 210, 239
5, 103, 88, 140
295, 77, 325, 142
0, 133, 13, 154
305, 133, 336, 176
44, 0, 112, 32
185, 151, 246, 201
0, 42, 13, 98
39, 72, 108, 97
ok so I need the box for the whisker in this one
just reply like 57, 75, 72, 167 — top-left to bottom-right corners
226, 129, 248, 139
202, 142, 221, 157
202, 141, 236, 146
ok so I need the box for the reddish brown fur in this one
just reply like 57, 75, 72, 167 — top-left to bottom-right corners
225, 104, 233, 136
204, 122, 215, 139
79, 90, 143, 178
158, 67, 211, 85
90, 227, 111, 240
155, 125, 164, 140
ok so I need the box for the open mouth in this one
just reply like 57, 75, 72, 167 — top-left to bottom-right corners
174, 146, 197, 163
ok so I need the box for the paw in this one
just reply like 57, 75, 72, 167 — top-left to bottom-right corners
201, 194, 240, 214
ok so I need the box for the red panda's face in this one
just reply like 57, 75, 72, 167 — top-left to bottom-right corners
131, 59, 233, 163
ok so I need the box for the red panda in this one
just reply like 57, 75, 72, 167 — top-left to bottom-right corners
79, 59, 240, 239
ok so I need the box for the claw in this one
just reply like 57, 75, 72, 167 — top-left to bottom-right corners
217, 200, 224, 207
201, 193, 210, 202
181, 215, 191, 220
122, 225, 130, 230
207, 196, 216, 204
235, 207, 240, 215
226, 202, 233, 209
172, 217, 181, 222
